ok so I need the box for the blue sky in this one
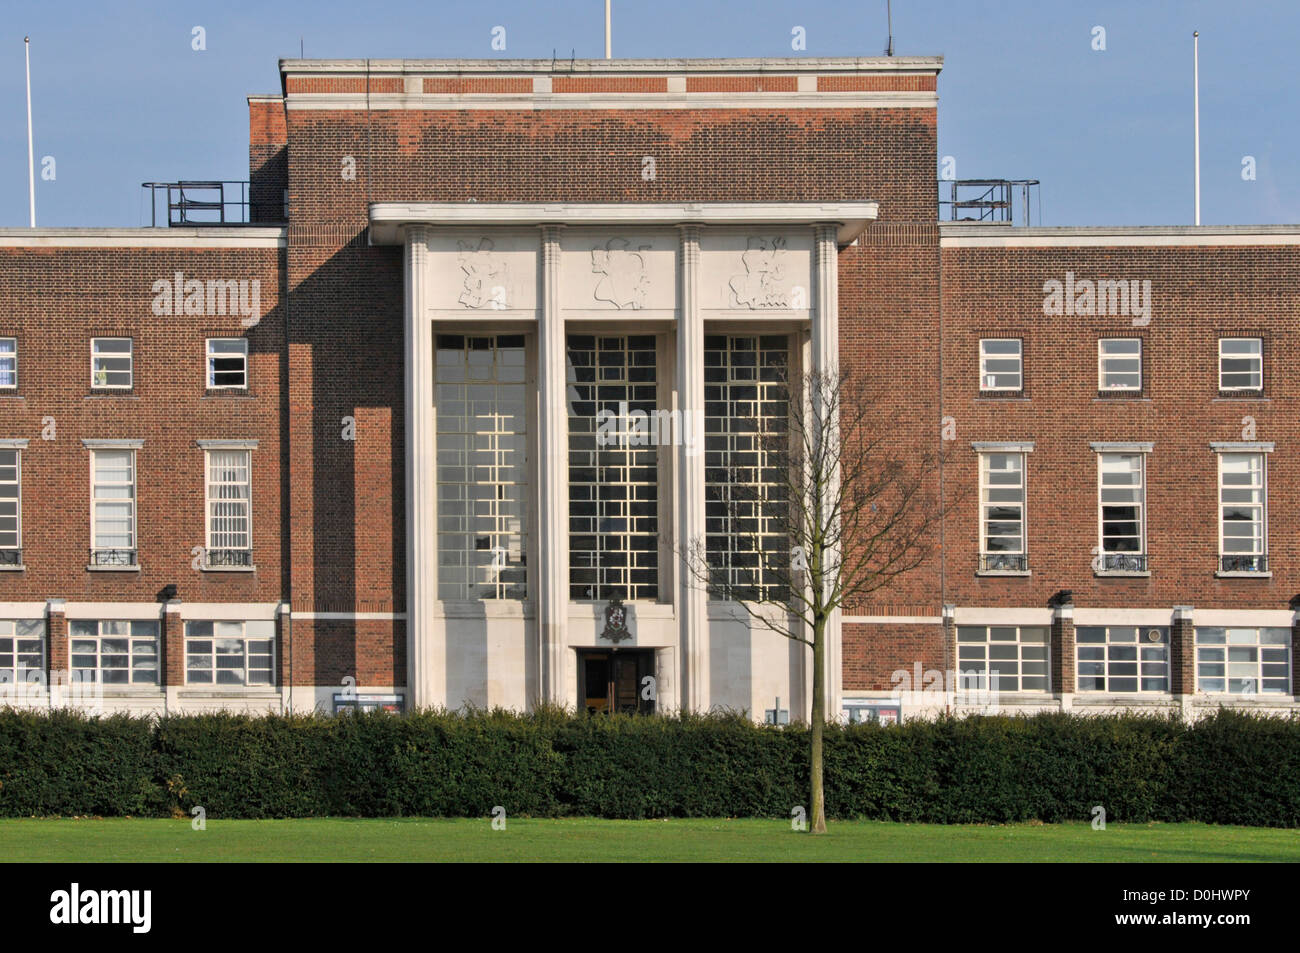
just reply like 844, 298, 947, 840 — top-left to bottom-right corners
1, 0, 1296, 227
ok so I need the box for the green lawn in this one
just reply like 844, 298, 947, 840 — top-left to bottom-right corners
0, 818, 1296, 862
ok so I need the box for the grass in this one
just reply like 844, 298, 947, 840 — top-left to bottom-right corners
0, 817, 1296, 862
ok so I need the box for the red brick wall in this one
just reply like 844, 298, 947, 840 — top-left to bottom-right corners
843, 623, 945, 691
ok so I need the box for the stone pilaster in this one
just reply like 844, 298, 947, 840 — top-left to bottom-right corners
677, 224, 707, 713
812, 223, 842, 718
537, 225, 569, 707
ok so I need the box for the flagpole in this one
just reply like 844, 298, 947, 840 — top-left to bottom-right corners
605, 0, 611, 59
25, 36, 35, 228
1193, 31, 1200, 226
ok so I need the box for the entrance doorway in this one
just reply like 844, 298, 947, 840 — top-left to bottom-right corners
577, 649, 655, 715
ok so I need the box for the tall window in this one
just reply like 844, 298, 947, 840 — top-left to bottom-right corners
1218, 452, 1266, 572
1076, 626, 1169, 693
1195, 627, 1290, 694
567, 335, 659, 601
91, 338, 132, 390
0, 449, 19, 566
435, 334, 528, 600
185, 621, 274, 686
207, 339, 249, 389
704, 335, 789, 601
90, 449, 136, 566
1098, 453, 1145, 571
0, 338, 15, 389
69, 620, 159, 685
206, 450, 252, 567
979, 452, 1026, 571
1218, 338, 1262, 392
956, 625, 1049, 692
1098, 338, 1141, 391
979, 339, 1022, 392
0, 620, 43, 683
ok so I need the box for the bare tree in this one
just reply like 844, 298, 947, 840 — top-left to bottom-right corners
682, 369, 950, 834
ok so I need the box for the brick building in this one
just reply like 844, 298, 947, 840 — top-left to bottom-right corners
0, 55, 1296, 720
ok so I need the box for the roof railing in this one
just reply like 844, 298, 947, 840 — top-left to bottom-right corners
938, 178, 1040, 226
141, 181, 250, 227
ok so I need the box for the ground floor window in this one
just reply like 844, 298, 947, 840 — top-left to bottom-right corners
0, 619, 43, 683
184, 621, 274, 686
69, 620, 159, 685
1076, 625, 1168, 693
956, 625, 1050, 691
1195, 627, 1290, 694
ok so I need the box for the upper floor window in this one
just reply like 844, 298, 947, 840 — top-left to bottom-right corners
0, 338, 15, 389
1218, 451, 1266, 573
979, 339, 1022, 392
91, 338, 132, 390
205, 450, 252, 568
0, 449, 19, 565
1219, 337, 1262, 392
1098, 338, 1141, 392
90, 449, 136, 567
207, 338, 249, 389
978, 451, 1026, 571
1097, 452, 1145, 572
69, 619, 159, 685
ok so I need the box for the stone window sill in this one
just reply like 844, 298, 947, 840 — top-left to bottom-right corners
1094, 570, 1151, 578
1215, 571, 1273, 579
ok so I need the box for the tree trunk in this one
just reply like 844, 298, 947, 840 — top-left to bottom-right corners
810, 614, 827, 834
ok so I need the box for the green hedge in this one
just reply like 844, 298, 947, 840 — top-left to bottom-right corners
0, 707, 1296, 825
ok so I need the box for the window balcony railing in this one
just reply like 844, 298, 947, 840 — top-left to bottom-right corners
1100, 552, 1148, 572
0, 548, 21, 567
205, 548, 253, 568
979, 553, 1028, 572
1220, 554, 1267, 573
89, 548, 137, 567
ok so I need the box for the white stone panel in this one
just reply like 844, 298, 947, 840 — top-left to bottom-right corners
424, 228, 538, 317
700, 228, 813, 316
559, 228, 677, 317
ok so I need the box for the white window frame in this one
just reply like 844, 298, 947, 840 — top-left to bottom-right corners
1218, 337, 1262, 392
206, 338, 249, 390
0, 447, 20, 559
91, 338, 133, 390
1097, 338, 1142, 392
979, 338, 1022, 392
68, 619, 159, 685
1075, 625, 1170, 694
0, 619, 44, 683
956, 625, 1051, 693
90, 447, 137, 566
184, 620, 275, 687
1194, 626, 1291, 695
977, 448, 1028, 571
1217, 451, 1267, 572
204, 448, 253, 567
1096, 451, 1146, 571
0, 337, 15, 389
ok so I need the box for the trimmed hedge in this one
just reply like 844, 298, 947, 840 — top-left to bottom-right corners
0, 707, 1296, 825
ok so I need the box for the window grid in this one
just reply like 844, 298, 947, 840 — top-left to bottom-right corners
1098, 452, 1145, 569
207, 338, 249, 389
206, 450, 251, 558
435, 334, 528, 600
1076, 626, 1169, 693
91, 338, 132, 390
1218, 452, 1265, 571
0, 337, 15, 388
567, 334, 658, 601
0, 620, 43, 683
980, 452, 1025, 568
1195, 627, 1290, 694
1098, 338, 1141, 391
69, 619, 159, 685
184, 621, 274, 686
1218, 337, 1262, 391
704, 335, 790, 601
957, 625, 1050, 692
91, 449, 136, 564
979, 338, 1022, 391
0, 449, 19, 555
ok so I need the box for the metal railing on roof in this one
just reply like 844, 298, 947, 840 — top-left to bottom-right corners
939, 178, 1040, 226
141, 181, 250, 227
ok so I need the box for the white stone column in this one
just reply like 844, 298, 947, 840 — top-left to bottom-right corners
677, 224, 708, 712
404, 225, 438, 709
537, 225, 568, 706
812, 223, 843, 720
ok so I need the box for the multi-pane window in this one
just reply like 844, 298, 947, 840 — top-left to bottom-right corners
69, 620, 159, 685
956, 625, 1050, 692
0, 620, 43, 683
435, 334, 528, 600
1218, 452, 1266, 572
1098, 453, 1145, 571
0, 338, 15, 388
1195, 627, 1290, 694
206, 450, 252, 567
1076, 626, 1169, 693
91, 338, 132, 389
90, 449, 136, 566
185, 621, 274, 686
207, 339, 248, 389
979, 339, 1022, 391
1098, 338, 1141, 391
567, 335, 659, 601
979, 452, 1026, 571
1219, 338, 1262, 392
0, 450, 19, 565
704, 335, 789, 601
